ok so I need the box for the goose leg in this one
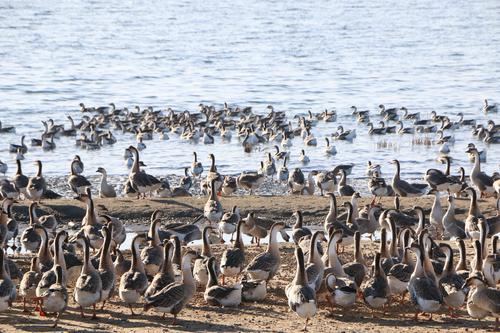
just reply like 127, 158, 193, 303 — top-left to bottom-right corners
129, 304, 135, 315
52, 312, 61, 328
495, 318, 499, 331
80, 306, 85, 318
221, 275, 225, 285
101, 301, 106, 310
91, 304, 98, 320
22, 297, 29, 313
172, 314, 178, 325
302, 318, 309, 331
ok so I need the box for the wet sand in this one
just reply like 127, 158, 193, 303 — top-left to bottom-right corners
2, 195, 500, 332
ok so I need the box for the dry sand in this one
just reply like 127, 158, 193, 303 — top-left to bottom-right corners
1, 195, 499, 332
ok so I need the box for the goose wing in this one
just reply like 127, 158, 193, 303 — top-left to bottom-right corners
246, 252, 278, 273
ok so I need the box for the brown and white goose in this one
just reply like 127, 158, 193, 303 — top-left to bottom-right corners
141, 218, 164, 277
220, 220, 245, 284
98, 224, 116, 310
27, 160, 46, 202
144, 240, 176, 299
0, 249, 16, 312
68, 160, 91, 196
390, 159, 427, 197
19, 257, 40, 312
204, 257, 242, 307
438, 243, 466, 317
12, 159, 29, 199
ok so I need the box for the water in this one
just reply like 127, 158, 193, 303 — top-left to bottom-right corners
0, 0, 499, 184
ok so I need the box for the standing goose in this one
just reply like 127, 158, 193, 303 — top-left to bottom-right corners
144, 240, 176, 299
288, 168, 306, 194
390, 159, 427, 197
78, 188, 104, 250
143, 250, 200, 324
220, 220, 246, 284
204, 257, 242, 307
193, 226, 217, 288
33, 225, 53, 273
438, 243, 466, 317
429, 189, 444, 238
483, 235, 500, 287
19, 257, 40, 312
464, 187, 483, 240
362, 252, 389, 313
466, 147, 496, 197
207, 153, 223, 192
12, 159, 29, 199
221, 175, 237, 196
237, 170, 265, 195
20, 203, 41, 252
387, 229, 414, 297
407, 241, 443, 320
37, 265, 67, 328
98, 224, 115, 310
286, 247, 317, 332
338, 169, 355, 196
305, 231, 326, 292
246, 222, 287, 281
36, 230, 68, 300
455, 239, 469, 280
342, 231, 368, 288
68, 160, 91, 196
204, 179, 223, 224
141, 218, 164, 277
292, 210, 312, 244
277, 156, 290, 182
74, 235, 102, 319
27, 160, 46, 202
128, 146, 150, 197
314, 170, 337, 195
72, 155, 84, 174
190, 153, 202, 178
0, 249, 15, 312
442, 196, 466, 239
324, 192, 355, 248
464, 276, 500, 330
119, 234, 148, 315
218, 205, 239, 241
96, 167, 116, 198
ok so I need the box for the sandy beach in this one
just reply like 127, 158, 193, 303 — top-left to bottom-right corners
1, 195, 499, 332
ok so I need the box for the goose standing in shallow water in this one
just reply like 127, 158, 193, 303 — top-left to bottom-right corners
119, 234, 148, 315
286, 247, 317, 332
68, 160, 91, 196
390, 159, 427, 197
96, 167, 116, 198
191, 152, 203, 177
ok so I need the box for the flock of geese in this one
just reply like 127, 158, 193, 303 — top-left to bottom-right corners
0, 101, 499, 331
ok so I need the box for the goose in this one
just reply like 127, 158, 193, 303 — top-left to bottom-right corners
344, 202, 378, 237
193, 226, 218, 288
68, 160, 91, 196
19, 257, 40, 312
12, 159, 29, 198
98, 224, 115, 309
292, 210, 312, 244
128, 146, 151, 197
141, 218, 164, 277
342, 231, 368, 288
72, 155, 84, 174
299, 149, 310, 165
464, 187, 484, 239
379, 121, 396, 134
466, 146, 496, 197
274, 145, 289, 160
466, 143, 487, 163
314, 170, 337, 195
400, 107, 420, 121
36, 230, 68, 301
288, 168, 306, 194
203, 128, 215, 144
368, 173, 394, 204
221, 176, 237, 196
74, 235, 102, 319
41, 133, 56, 150
143, 250, 200, 324
27, 160, 46, 202
0, 161, 7, 176
0, 121, 15, 133
113, 249, 131, 278
144, 240, 176, 299
464, 276, 500, 330
237, 170, 265, 195
0, 179, 17, 199
180, 167, 193, 191
324, 193, 356, 247
240, 212, 268, 246
367, 122, 386, 135
438, 243, 466, 317
96, 167, 116, 198
246, 222, 287, 281
286, 247, 317, 331
137, 136, 146, 150
218, 205, 239, 240
456, 112, 476, 126
204, 179, 223, 224
366, 161, 382, 177
305, 231, 326, 291
36, 265, 67, 328
263, 152, 276, 177
204, 257, 242, 307
429, 189, 444, 238
455, 239, 469, 280
482, 99, 498, 113
304, 128, 317, 146
390, 159, 427, 197
442, 196, 466, 239
332, 126, 356, 141
206, 153, 223, 191
20, 203, 44, 252
407, 241, 443, 320
9, 135, 27, 153
362, 252, 389, 313
119, 234, 148, 315
0, 249, 15, 312
277, 156, 290, 182
220, 220, 245, 284
76, 188, 104, 250
387, 229, 413, 297
338, 169, 355, 196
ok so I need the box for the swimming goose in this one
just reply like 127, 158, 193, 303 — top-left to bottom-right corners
204, 179, 223, 225
0, 121, 15, 133
68, 160, 91, 196
96, 167, 116, 198
191, 152, 204, 177
19, 257, 40, 312
438, 243, 466, 317
362, 252, 389, 313
286, 247, 317, 331
246, 222, 287, 281
41, 133, 56, 150
204, 257, 242, 307
144, 240, 176, 299
119, 234, 148, 315
390, 159, 427, 197
408, 241, 443, 320
464, 276, 500, 330
466, 147, 496, 197
292, 210, 312, 244
203, 128, 215, 144
27, 160, 46, 202
74, 235, 102, 319
220, 220, 245, 284
98, 224, 115, 309
299, 149, 310, 165
0, 249, 15, 312
338, 169, 355, 196
367, 122, 386, 135
482, 99, 498, 113
193, 226, 218, 288
143, 250, 200, 324
304, 128, 317, 146
332, 126, 356, 141
141, 218, 164, 277
440, 196, 466, 240
9, 135, 27, 153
